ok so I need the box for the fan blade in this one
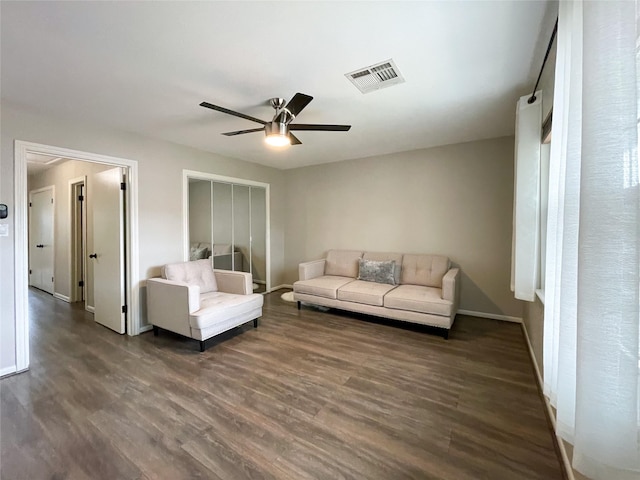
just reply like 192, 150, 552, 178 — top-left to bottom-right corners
222, 127, 265, 136
284, 93, 313, 117
288, 132, 302, 145
289, 124, 351, 132
200, 102, 267, 125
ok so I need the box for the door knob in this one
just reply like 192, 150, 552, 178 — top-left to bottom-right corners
89, 253, 98, 259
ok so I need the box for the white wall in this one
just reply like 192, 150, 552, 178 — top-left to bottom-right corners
284, 136, 523, 318
0, 102, 286, 373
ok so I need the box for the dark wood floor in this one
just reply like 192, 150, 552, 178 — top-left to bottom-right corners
1, 288, 564, 480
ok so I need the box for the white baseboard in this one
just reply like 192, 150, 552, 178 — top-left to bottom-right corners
521, 322, 543, 390
86, 305, 95, 313
269, 284, 293, 292
139, 324, 153, 333
521, 322, 575, 480
457, 309, 522, 323
53, 292, 70, 303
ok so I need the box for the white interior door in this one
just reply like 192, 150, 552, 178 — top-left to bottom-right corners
29, 187, 55, 294
91, 167, 126, 334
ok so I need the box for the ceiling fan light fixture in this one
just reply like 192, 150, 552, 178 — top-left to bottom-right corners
264, 122, 291, 147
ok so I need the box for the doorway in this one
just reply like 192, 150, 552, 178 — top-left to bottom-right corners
70, 179, 86, 305
28, 186, 55, 295
13, 141, 140, 374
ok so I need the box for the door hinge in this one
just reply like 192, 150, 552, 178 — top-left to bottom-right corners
78, 195, 84, 202
29, 269, 32, 274
52, 277, 54, 282
51, 198, 54, 204
120, 182, 126, 191
29, 202, 32, 207
122, 305, 128, 314
79, 280, 84, 287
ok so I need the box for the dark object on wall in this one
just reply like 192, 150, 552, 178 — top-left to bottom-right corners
0, 204, 7, 219
528, 18, 558, 104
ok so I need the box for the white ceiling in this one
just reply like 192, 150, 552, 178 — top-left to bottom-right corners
1, 1, 554, 170
25, 152, 67, 175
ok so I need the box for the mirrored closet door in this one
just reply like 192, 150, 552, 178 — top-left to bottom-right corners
185, 172, 269, 293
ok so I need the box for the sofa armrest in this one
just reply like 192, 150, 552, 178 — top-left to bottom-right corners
442, 268, 460, 304
146, 278, 200, 337
299, 259, 326, 281
214, 269, 253, 295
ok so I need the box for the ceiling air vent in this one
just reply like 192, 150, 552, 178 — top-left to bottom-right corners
345, 59, 405, 94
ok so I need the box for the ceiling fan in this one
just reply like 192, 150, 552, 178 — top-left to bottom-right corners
199, 93, 351, 147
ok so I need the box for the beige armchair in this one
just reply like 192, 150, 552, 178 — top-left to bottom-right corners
146, 259, 263, 351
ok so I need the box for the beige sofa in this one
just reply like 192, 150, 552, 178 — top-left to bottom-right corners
147, 259, 263, 351
293, 250, 460, 338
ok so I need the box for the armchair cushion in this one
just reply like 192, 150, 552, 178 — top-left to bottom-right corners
163, 259, 218, 293
190, 292, 264, 329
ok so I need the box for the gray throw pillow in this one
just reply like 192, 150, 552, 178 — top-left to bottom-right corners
357, 259, 396, 285
189, 246, 208, 261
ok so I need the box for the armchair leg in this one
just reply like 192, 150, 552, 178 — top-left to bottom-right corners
443, 329, 449, 340
253, 318, 259, 328
199, 340, 206, 352
297, 301, 301, 310
153, 325, 159, 337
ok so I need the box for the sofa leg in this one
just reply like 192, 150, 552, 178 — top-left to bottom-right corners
199, 340, 206, 352
153, 325, 159, 337
297, 301, 301, 310
253, 318, 259, 328
443, 329, 449, 340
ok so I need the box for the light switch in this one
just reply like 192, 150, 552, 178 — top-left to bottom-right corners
0, 224, 8, 237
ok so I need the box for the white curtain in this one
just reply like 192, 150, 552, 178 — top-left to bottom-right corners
543, 1, 640, 479
511, 92, 542, 302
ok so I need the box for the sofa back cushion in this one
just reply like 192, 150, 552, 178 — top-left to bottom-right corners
401, 254, 450, 288
325, 250, 363, 278
162, 259, 218, 293
363, 252, 403, 285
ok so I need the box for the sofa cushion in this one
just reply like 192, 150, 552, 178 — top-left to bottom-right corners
357, 259, 396, 285
190, 292, 263, 329
325, 250, 363, 278
363, 252, 403, 285
294, 276, 355, 299
337, 280, 397, 307
163, 259, 218, 293
384, 284, 453, 317
401, 254, 450, 288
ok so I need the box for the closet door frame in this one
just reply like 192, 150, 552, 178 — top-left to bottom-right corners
182, 170, 270, 292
